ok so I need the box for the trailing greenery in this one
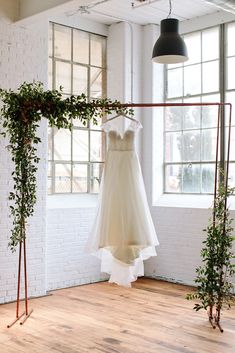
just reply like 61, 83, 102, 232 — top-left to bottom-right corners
186, 179, 235, 322
0, 82, 132, 251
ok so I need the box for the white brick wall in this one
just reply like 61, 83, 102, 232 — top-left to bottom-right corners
0, 14, 108, 304
46, 207, 108, 291
0, 19, 48, 303
1, 12, 235, 305
144, 207, 211, 285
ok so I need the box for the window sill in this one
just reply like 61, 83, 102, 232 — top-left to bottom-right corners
153, 194, 214, 209
47, 194, 98, 209
153, 193, 235, 210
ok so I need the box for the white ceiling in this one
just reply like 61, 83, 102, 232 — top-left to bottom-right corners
66, 0, 219, 25
0, 0, 227, 25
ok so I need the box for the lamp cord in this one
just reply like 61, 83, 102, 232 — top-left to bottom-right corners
167, 0, 172, 18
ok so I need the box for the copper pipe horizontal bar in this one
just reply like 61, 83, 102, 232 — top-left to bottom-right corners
7, 312, 25, 328
92, 102, 232, 108
20, 309, 33, 325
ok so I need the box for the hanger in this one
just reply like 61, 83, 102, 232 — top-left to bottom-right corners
106, 111, 139, 124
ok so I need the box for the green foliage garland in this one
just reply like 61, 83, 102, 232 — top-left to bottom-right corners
187, 180, 235, 324
0, 82, 132, 251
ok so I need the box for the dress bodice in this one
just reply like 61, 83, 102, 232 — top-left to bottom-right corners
108, 130, 135, 151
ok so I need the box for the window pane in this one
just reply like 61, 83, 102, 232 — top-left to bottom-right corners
202, 27, 219, 61
184, 32, 201, 65
167, 62, 182, 69
201, 129, 217, 161
201, 164, 215, 193
49, 24, 107, 195
49, 24, 53, 57
48, 58, 53, 90
167, 68, 183, 98
183, 98, 200, 130
73, 65, 88, 95
184, 64, 201, 96
182, 131, 200, 162
90, 68, 103, 99
73, 117, 88, 128
201, 94, 220, 128
163, 26, 221, 195
55, 61, 71, 93
90, 116, 103, 130
54, 129, 71, 160
202, 61, 219, 93
226, 92, 235, 126
73, 30, 89, 64
47, 162, 52, 194
90, 131, 105, 162
228, 163, 235, 188
165, 132, 182, 162
164, 105, 183, 131
54, 24, 71, 61
226, 127, 235, 161
165, 165, 181, 193
73, 130, 89, 161
90, 163, 104, 193
72, 164, 88, 192
227, 23, 235, 57
182, 164, 200, 193
55, 164, 71, 193
91, 34, 105, 67
227, 57, 235, 90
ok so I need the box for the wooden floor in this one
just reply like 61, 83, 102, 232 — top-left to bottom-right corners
0, 278, 235, 353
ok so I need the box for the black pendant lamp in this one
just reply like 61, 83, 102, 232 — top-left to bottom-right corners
152, 1, 188, 64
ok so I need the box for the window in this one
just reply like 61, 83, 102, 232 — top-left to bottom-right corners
48, 23, 107, 194
164, 25, 231, 194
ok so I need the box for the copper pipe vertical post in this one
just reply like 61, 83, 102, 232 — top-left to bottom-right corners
215, 104, 232, 332
7, 242, 24, 328
20, 236, 33, 325
207, 105, 221, 329
213, 104, 221, 213
23, 235, 28, 316
16, 241, 22, 318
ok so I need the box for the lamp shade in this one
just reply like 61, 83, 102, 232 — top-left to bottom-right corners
152, 18, 188, 64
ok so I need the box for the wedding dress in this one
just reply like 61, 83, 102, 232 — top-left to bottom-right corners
87, 116, 159, 287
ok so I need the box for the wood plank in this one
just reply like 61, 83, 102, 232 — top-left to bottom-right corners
0, 278, 234, 353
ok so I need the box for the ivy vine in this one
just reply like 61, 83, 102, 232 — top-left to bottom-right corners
0, 82, 132, 251
187, 179, 235, 328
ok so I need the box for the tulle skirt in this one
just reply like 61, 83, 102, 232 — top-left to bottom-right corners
86, 150, 159, 286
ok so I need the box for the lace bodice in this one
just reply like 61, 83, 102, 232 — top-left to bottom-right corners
102, 116, 142, 152
108, 130, 135, 151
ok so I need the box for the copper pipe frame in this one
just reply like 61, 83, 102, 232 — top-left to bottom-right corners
7, 238, 33, 328
93, 102, 231, 108
214, 103, 232, 333
7, 101, 231, 330
207, 103, 232, 332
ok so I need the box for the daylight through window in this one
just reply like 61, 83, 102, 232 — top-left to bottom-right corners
48, 23, 107, 194
164, 23, 235, 194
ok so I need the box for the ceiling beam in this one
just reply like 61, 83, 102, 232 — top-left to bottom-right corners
0, 0, 19, 22
19, 0, 71, 19
15, 0, 96, 23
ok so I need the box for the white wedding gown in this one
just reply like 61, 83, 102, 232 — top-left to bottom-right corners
87, 117, 159, 287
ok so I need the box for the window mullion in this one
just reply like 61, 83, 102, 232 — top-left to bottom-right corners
49, 23, 106, 194
164, 25, 221, 195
